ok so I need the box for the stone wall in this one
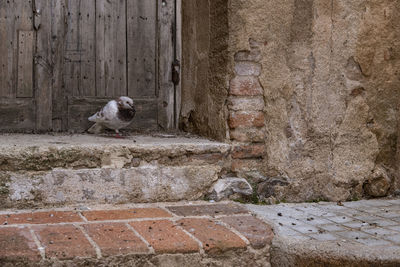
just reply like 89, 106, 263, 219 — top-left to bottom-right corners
181, 0, 400, 202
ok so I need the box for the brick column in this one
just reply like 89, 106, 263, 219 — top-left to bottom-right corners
228, 41, 266, 179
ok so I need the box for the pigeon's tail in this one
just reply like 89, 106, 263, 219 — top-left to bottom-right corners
87, 123, 104, 134
88, 112, 100, 122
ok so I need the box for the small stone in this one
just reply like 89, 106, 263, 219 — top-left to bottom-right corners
277, 213, 282, 217
208, 178, 253, 201
363, 167, 391, 197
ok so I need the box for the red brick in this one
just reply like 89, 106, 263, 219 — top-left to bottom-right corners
178, 218, 247, 253
82, 208, 171, 221
34, 225, 96, 260
229, 76, 263, 96
230, 128, 265, 142
129, 220, 199, 253
0, 211, 83, 225
232, 144, 265, 159
166, 204, 248, 217
228, 111, 264, 129
0, 227, 41, 261
83, 223, 149, 256
231, 159, 263, 172
220, 216, 273, 249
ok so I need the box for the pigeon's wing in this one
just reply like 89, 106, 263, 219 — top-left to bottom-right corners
88, 100, 118, 123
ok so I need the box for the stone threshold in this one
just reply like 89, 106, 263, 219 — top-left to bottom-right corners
0, 202, 273, 266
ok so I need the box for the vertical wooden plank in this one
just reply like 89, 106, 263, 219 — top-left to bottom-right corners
51, 0, 68, 131
0, 1, 10, 97
64, 0, 80, 96
35, 0, 53, 131
96, 0, 126, 97
79, 0, 96, 96
158, 0, 175, 130
127, 0, 157, 98
175, 0, 182, 129
17, 31, 34, 98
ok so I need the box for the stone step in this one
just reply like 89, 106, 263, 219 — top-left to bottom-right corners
0, 202, 273, 266
248, 198, 400, 266
0, 134, 231, 209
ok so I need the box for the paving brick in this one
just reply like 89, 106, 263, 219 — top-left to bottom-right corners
34, 225, 96, 260
382, 234, 400, 244
83, 223, 149, 256
228, 111, 264, 129
129, 220, 199, 254
0, 227, 41, 261
290, 224, 319, 234
388, 225, 400, 232
220, 215, 273, 249
0, 211, 83, 225
361, 227, 398, 236
166, 204, 248, 217
355, 238, 392, 246
325, 215, 355, 224
229, 76, 263, 96
309, 233, 338, 241
81, 208, 171, 221
336, 230, 371, 241
178, 218, 247, 254
318, 224, 347, 232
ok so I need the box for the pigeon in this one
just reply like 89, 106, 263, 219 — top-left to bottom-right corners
87, 96, 136, 137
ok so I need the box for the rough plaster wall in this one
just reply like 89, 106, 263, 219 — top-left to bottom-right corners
228, 0, 400, 201
180, 0, 229, 141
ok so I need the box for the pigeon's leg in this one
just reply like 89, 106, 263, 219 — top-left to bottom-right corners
114, 129, 124, 139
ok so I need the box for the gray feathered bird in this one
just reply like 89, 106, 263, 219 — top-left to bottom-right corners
88, 96, 136, 137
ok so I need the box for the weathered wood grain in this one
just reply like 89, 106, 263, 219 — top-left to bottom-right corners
96, 0, 127, 97
35, 0, 53, 131
158, 0, 175, 130
127, 0, 157, 98
0, 98, 35, 131
0, 1, 33, 98
17, 31, 34, 98
51, 0, 68, 131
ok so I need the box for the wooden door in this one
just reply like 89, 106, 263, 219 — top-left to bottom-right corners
56, 0, 177, 132
0, 0, 178, 133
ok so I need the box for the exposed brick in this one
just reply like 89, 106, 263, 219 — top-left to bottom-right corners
220, 216, 273, 249
229, 76, 263, 96
228, 111, 264, 129
166, 204, 248, 217
231, 159, 263, 172
82, 208, 171, 221
0, 227, 41, 261
83, 223, 149, 256
232, 144, 265, 159
227, 96, 265, 111
234, 50, 262, 62
0, 211, 83, 225
230, 128, 265, 142
178, 218, 247, 253
129, 220, 199, 253
234, 61, 262, 76
34, 225, 96, 260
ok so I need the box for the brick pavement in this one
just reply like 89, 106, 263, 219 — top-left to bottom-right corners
0, 202, 273, 264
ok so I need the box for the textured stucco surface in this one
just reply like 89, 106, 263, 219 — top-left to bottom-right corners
182, 0, 400, 201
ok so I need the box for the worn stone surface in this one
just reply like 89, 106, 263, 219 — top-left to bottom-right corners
0, 134, 230, 209
248, 199, 400, 266
207, 177, 253, 201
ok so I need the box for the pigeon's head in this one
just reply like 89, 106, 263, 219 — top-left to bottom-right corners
117, 96, 135, 111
